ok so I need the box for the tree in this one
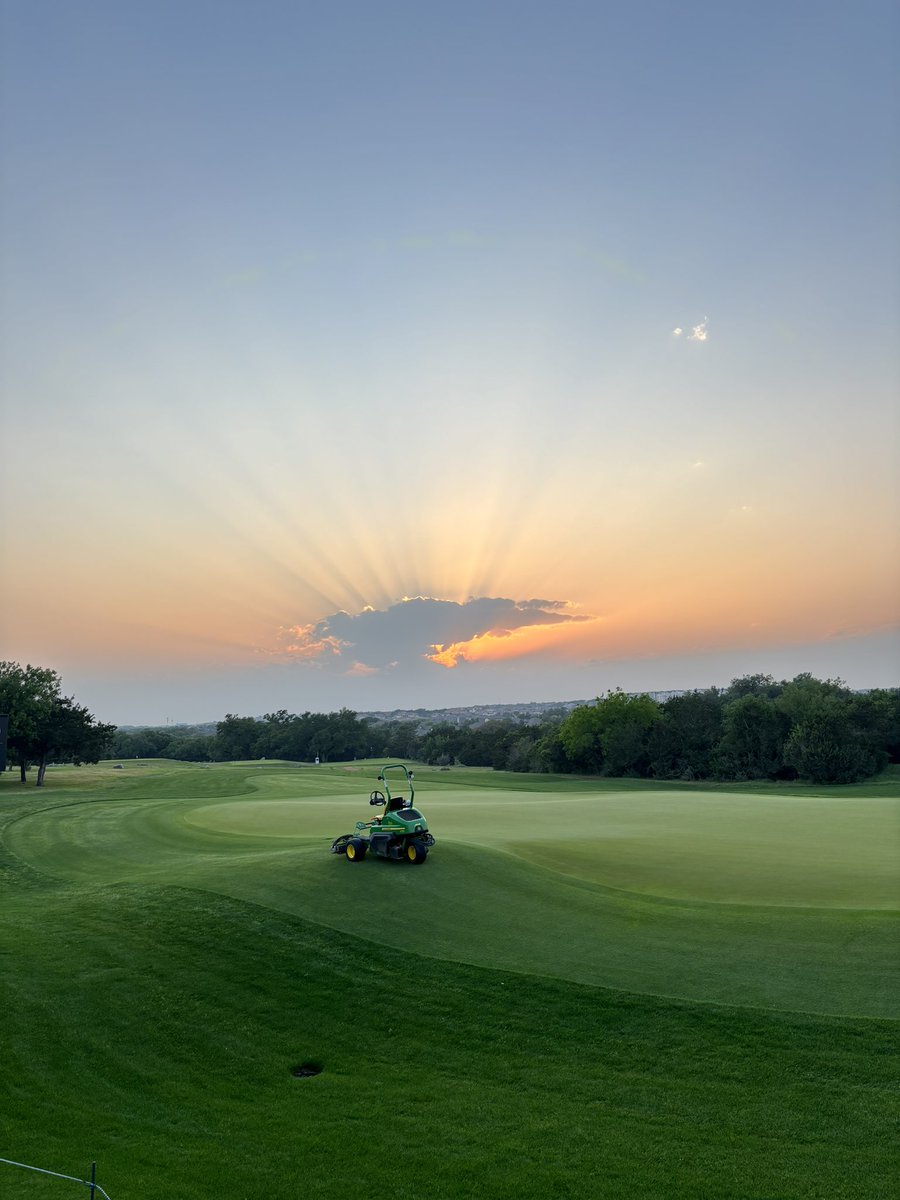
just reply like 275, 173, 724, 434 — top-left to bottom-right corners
167, 734, 213, 762
420, 723, 460, 766
214, 714, 262, 761
713, 694, 790, 780
255, 710, 299, 760
777, 674, 850, 723
725, 674, 783, 701
0, 662, 61, 781
557, 693, 663, 777
783, 697, 879, 784
767, 675, 884, 785
505, 732, 546, 773
111, 727, 177, 758
594, 691, 662, 777
326, 708, 370, 761
31, 696, 116, 786
649, 690, 724, 780
375, 720, 420, 761
0, 663, 115, 786
534, 724, 571, 773
847, 689, 900, 764
558, 703, 605, 772
469, 720, 520, 770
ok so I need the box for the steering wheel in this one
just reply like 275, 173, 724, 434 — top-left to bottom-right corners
369, 790, 386, 806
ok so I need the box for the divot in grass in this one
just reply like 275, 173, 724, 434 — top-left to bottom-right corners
291, 1061, 323, 1078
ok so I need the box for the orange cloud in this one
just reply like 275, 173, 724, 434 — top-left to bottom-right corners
428, 619, 599, 668
344, 661, 381, 677
278, 625, 348, 660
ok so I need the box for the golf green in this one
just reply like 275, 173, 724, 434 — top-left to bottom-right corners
4, 763, 897, 1017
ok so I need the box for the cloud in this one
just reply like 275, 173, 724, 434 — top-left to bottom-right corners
276, 596, 591, 674
345, 661, 381, 677
673, 317, 710, 341
280, 631, 348, 660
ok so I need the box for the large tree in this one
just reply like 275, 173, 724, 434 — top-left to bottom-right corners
214, 714, 262, 761
649, 689, 724, 780
558, 703, 605, 772
782, 699, 877, 784
0, 662, 62, 782
559, 691, 662, 776
0, 662, 115, 785
31, 696, 116, 786
595, 691, 662, 777
713, 694, 790, 780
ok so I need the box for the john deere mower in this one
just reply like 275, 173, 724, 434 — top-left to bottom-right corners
331, 764, 435, 865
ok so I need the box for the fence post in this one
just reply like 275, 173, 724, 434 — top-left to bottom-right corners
89, 1161, 96, 1200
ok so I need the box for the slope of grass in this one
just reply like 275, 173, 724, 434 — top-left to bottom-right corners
1, 762, 897, 1199
2, 886, 896, 1200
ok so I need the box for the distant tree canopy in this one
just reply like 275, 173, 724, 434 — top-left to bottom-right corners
0, 662, 116, 786
105, 673, 900, 787
557, 675, 898, 785
112, 708, 380, 766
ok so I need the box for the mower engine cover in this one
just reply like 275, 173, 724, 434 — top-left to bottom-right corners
375, 807, 429, 835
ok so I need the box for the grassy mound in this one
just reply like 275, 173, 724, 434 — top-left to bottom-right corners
5, 762, 896, 1017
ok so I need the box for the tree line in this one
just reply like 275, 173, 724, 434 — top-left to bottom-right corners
0, 662, 116, 786
109, 674, 899, 785
546, 675, 899, 784
5, 660, 894, 787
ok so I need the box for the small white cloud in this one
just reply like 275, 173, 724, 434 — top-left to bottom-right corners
672, 327, 683, 337
691, 460, 705, 469
688, 316, 709, 342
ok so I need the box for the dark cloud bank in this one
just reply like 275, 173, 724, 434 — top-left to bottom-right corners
280, 596, 590, 673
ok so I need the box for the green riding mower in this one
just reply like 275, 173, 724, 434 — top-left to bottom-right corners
331, 764, 435, 865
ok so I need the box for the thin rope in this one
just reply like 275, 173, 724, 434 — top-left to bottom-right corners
0, 1156, 113, 1199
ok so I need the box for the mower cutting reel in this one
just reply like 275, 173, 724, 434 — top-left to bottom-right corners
331, 764, 435, 865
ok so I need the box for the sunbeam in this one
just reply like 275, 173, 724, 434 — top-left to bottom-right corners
2, 1, 897, 720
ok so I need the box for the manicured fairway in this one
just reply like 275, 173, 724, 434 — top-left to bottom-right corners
2, 762, 897, 1199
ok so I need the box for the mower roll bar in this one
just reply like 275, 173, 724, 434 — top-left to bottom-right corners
375, 763, 415, 809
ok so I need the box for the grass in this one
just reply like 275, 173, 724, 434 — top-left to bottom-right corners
1, 761, 898, 1198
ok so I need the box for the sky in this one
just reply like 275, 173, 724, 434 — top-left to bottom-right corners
1, 0, 898, 725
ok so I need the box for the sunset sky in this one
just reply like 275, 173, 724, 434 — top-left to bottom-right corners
2, 1, 898, 725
